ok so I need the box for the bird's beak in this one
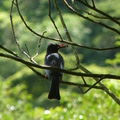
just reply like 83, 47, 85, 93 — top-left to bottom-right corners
58, 43, 68, 49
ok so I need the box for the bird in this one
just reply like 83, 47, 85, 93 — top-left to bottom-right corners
44, 43, 68, 100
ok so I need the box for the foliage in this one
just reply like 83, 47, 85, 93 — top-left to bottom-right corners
106, 36, 120, 67
0, 0, 120, 119
0, 64, 120, 120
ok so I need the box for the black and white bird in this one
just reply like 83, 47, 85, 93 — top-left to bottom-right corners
44, 43, 67, 100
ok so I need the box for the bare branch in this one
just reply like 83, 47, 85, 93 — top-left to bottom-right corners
10, 0, 31, 58
1, 46, 120, 105
48, 0, 63, 41
1, 43, 120, 105
1, 52, 120, 81
77, 0, 120, 26
81, 76, 87, 85
10, 0, 39, 64
82, 77, 104, 94
72, 0, 106, 19
11, 0, 120, 51
25, 44, 31, 57
32, 31, 47, 60
91, 0, 96, 8
53, 0, 80, 67
62, 81, 103, 90
8, 0, 120, 105
0, 46, 103, 90
64, 0, 120, 34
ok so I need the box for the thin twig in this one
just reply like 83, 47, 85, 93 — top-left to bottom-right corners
1, 52, 120, 80
32, 31, 47, 60
8, 0, 120, 105
78, 85, 84, 94
78, 0, 120, 26
91, 0, 95, 8
25, 44, 31, 57
11, 0, 38, 64
81, 76, 87, 85
64, 0, 120, 34
63, 1, 120, 105
48, 0, 63, 41
82, 77, 104, 94
1, 44, 120, 105
72, 0, 106, 19
0, 46, 103, 90
0, 44, 104, 90
62, 80, 103, 89
54, 0, 80, 67
12, 0, 120, 51
10, 0, 31, 59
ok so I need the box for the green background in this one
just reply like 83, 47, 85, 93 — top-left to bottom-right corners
0, 0, 120, 119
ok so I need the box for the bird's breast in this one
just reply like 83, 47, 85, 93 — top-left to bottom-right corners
45, 53, 64, 69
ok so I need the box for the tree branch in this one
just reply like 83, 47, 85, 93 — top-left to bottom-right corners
32, 31, 47, 60
91, 0, 96, 8
64, 0, 120, 34
9, 0, 120, 105
63, 0, 120, 105
12, 0, 120, 51
54, 0, 80, 68
1, 48, 120, 81
77, 0, 120, 25
0, 49, 103, 90
48, 0, 63, 41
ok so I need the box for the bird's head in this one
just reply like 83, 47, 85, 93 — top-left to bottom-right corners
47, 43, 68, 54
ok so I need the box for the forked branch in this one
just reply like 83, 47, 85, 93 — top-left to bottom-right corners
8, 0, 120, 105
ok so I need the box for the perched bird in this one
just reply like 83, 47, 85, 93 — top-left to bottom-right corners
44, 43, 67, 100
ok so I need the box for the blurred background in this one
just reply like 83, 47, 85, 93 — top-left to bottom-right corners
0, 0, 120, 119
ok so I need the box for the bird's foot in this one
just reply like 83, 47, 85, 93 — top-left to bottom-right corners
45, 74, 48, 79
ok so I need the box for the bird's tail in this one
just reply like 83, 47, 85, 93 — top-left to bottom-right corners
48, 75, 60, 100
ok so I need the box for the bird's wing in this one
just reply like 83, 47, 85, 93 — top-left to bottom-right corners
45, 53, 64, 79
